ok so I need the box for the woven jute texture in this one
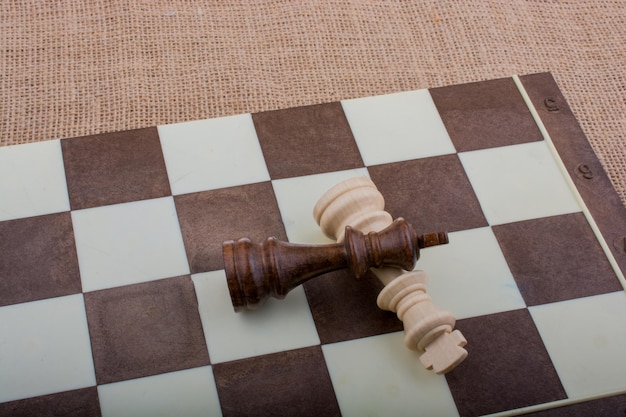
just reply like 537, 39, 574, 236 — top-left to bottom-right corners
1, 1, 625, 205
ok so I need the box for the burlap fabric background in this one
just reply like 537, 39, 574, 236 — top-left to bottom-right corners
1, 1, 624, 205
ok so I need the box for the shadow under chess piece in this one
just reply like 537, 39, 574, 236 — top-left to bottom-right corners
313, 176, 468, 374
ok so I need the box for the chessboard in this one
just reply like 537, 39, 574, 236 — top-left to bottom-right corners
1, 72, 625, 417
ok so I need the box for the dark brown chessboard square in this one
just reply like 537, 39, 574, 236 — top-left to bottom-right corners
84, 276, 210, 384
429, 77, 543, 152
0, 212, 81, 307
446, 309, 566, 417
304, 269, 402, 344
213, 346, 341, 417
0, 387, 101, 417
252, 102, 364, 179
174, 182, 287, 274
492, 212, 622, 306
61, 127, 171, 210
368, 154, 488, 234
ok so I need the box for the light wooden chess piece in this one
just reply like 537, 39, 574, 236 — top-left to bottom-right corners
313, 177, 468, 374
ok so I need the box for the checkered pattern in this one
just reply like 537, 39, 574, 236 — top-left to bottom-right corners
1, 73, 625, 417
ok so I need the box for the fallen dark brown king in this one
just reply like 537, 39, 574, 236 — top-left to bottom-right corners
222, 217, 448, 312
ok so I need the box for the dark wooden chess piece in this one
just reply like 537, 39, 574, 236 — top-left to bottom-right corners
223, 218, 448, 312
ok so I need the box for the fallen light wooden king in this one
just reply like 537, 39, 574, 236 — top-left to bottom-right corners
223, 177, 468, 374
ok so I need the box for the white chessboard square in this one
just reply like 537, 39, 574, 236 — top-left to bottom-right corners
416, 227, 526, 319
459, 141, 581, 225
98, 366, 222, 417
71, 197, 190, 292
341, 89, 456, 166
0, 294, 96, 403
272, 169, 370, 244
322, 332, 459, 417
0, 140, 70, 221
158, 114, 270, 195
529, 291, 626, 399
192, 270, 320, 364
